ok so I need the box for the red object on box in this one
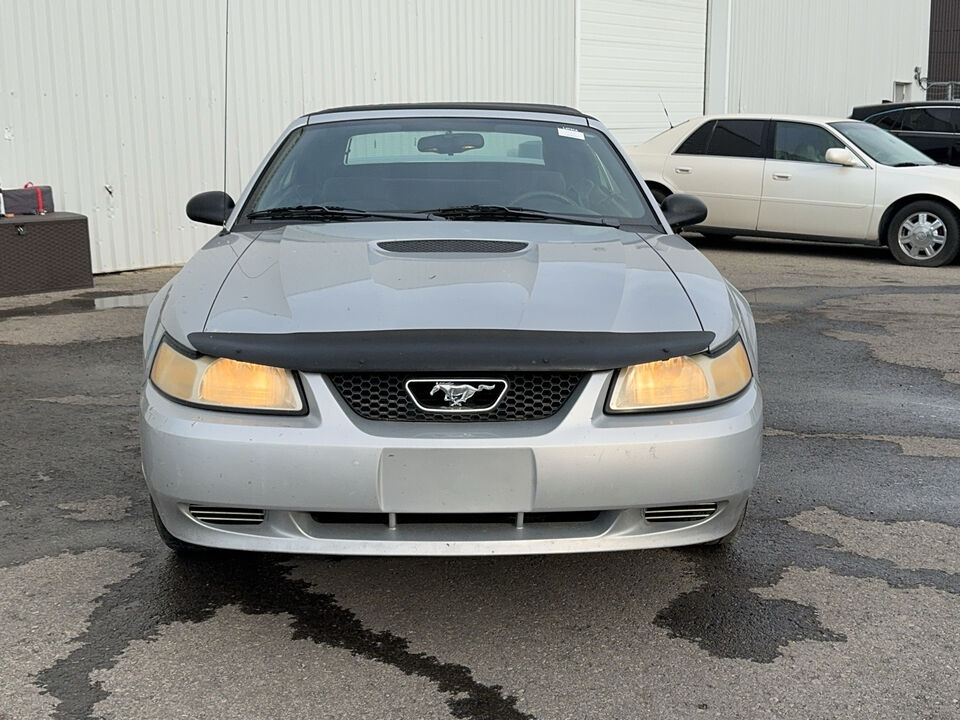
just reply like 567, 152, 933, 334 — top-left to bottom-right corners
24, 182, 44, 213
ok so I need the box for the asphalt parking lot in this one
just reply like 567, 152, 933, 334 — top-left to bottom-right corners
1, 237, 958, 720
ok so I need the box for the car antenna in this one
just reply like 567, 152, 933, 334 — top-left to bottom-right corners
221, 0, 230, 226
658, 94, 674, 129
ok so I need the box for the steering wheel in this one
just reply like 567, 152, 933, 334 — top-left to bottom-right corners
509, 190, 577, 207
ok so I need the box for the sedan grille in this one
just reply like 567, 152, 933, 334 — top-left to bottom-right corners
329, 373, 585, 422
188, 506, 265, 525
643, 503, 718, 523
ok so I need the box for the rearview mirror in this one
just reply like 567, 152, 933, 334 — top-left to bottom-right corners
660, 193, 708, 232
825, 147, 861, 167
186, 191, 235, 226
417, 133, 485, 155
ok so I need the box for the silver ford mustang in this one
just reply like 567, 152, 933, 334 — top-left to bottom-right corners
140, 103, 762, 555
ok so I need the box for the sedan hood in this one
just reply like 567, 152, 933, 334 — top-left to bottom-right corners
886, 163, 960, 181
202, 221, 703, 335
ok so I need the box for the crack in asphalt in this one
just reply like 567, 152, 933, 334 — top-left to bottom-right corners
34, 552, 534, 720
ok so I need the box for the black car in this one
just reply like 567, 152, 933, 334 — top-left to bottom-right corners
851, 101, 960, 166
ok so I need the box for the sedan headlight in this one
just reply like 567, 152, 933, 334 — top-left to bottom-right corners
607, 337, 752, 412
149, 337, 305, 413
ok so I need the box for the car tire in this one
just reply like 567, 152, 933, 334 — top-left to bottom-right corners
151, 498, 208, 554
886, 200, 960, 267
698, 501, 747, 547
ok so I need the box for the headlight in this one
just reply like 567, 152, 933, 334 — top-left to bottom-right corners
607, 337, 752, 412
149, 337, 305, 413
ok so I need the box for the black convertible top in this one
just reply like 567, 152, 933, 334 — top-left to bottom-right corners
304, 102, 591, 119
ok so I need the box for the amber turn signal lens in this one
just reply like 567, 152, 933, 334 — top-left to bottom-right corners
709, 340, 752, 398
608, 338, 753, 412
150, 342, 200, 401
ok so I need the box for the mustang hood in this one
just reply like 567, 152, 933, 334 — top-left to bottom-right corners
202, 221, 703, 336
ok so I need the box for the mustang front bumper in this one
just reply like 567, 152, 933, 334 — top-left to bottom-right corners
141, 371, 762, 555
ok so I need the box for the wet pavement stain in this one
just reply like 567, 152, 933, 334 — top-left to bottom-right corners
653, 580, 845, 663
35, 552, 534, 720
0, 291, 156, 320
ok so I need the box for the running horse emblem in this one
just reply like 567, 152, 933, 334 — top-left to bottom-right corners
430, 382, 497, 407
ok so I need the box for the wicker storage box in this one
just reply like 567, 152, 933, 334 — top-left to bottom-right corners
0, 213, 93, 297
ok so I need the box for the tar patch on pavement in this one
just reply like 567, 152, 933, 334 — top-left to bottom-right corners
35, 552, 534, 720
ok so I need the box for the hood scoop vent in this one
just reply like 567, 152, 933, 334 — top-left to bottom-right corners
377, 239, 528, 254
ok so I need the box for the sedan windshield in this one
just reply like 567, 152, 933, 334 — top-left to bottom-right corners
830, 121, 936, 166
242, 117, 654, 225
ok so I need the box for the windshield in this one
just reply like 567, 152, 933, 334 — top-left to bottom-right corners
242, 117, 654, 225
830, 121, 936, 166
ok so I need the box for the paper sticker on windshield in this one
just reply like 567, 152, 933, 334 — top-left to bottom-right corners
557, 127, 585, 140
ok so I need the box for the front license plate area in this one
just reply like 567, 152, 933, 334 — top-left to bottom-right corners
379, 448, 536, 513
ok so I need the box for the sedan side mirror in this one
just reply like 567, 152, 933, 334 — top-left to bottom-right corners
660, 193, 708, 232
825, 148, 861, 167
186, 191, 235, 226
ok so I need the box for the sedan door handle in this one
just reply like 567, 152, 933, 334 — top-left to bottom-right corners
772, 172, 791, 180
675, 167, 692, 174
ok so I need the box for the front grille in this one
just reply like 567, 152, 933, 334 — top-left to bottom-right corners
643, 503, 718, 523
311, 511, 601, 527
378, 239, 528, 253
329, 373, 585, 422
188, 506, 265, 525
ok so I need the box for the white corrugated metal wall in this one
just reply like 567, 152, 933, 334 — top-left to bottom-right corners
1, 0, 934, 273
724, 0, 930, 115
578, 0, 708, 150
1, 0, 576, 273
2, 0, 226, 274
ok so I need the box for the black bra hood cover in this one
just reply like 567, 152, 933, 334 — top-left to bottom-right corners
187, 329, 715, 373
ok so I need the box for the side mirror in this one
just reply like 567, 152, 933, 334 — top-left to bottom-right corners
825, 147, 861, 167
660, 193, 708, 232
186, 191, 235, 226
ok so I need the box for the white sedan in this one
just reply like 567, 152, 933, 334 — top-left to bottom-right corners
631, 114, 960, 266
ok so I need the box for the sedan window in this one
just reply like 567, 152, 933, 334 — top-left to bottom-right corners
830, 121, 936, 166
707, 120, 765, 158
675, 121, 715, 155
772, 122, 845, 163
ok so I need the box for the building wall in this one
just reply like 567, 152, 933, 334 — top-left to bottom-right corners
578, 0, 708, 149
928, 0, 960, 82
0, 0, 576, 273
722, 0, 930, 115
1, 0, 935, 273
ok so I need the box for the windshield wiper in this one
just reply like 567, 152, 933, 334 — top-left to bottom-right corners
246, 205, 435, 221
418, 204, 620, 227
892, 162, 926, 167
